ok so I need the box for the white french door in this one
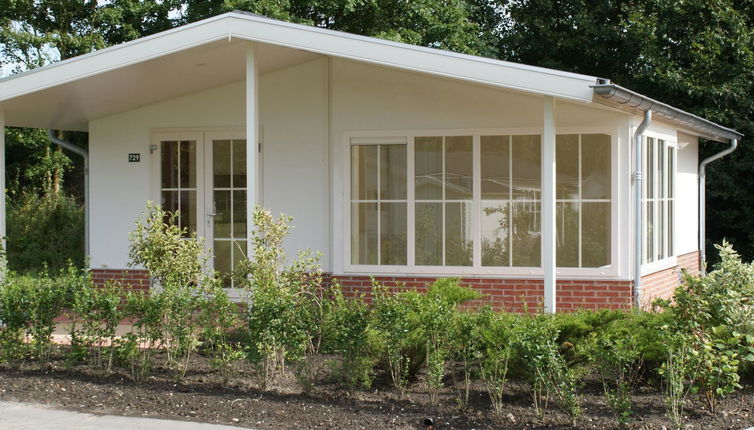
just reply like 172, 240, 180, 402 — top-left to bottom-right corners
153, 130, 256, 291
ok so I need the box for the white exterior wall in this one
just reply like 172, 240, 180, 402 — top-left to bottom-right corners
329, 59, 632, 277
676, 132, 699, 255
89, 58, 329, 270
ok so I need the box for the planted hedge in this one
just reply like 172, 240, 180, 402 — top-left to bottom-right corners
0, 204, 753, 430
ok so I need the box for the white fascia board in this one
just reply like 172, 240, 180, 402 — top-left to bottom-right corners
225, 15, 598, 102
0, 12, 599, 103
0, 16, 231, 101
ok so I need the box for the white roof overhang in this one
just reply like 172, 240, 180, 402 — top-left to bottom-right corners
0, 12, 599, 131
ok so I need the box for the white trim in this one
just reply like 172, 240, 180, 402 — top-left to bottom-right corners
542, 97, 556, 313
246, 43, 259, 261
341, 126, 620, 278
0, 110, 5, 250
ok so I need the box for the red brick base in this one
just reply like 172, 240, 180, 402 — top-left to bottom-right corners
90, 252, 700, 312
91, 269, 151, 291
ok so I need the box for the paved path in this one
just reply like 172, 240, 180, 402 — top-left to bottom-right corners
0, 401, 248, 430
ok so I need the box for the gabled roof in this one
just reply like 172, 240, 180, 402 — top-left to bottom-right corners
0, 11, 742, 142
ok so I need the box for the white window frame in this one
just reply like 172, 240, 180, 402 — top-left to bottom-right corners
341, 126, 619, 278
641, 131, 677, 275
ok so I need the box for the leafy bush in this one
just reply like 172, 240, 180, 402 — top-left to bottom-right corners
514, 314, 582, 424
474, 310, 515, 414
198, 279, 243, 384
7, 191, 84, 272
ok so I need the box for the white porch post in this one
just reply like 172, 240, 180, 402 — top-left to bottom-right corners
542, 97, 557, 313
0, 110, 5, 251
246, 43, 259, 258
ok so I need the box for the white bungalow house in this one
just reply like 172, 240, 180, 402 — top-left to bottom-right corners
0, 12, 742, 312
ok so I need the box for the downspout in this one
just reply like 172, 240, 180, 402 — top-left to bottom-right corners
633, 110, 652, 308
698, 138, 738, 275
48, 130, 89, 259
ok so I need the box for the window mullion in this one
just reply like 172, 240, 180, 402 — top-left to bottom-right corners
472, 135, 481, 268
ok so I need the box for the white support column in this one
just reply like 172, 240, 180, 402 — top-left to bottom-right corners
0, 110, 5, 251
542, 97, 557, 313
246, 43, 259, 259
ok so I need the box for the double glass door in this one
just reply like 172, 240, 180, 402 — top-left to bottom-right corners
155, 131, 250, 287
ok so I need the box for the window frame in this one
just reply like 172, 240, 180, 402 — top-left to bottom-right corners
341, 127, 619, 278
641, 132, 678, 275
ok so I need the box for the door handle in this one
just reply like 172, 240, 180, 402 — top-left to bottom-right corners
207, 212, 222, 217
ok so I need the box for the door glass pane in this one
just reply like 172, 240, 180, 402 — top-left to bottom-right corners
512, 135, 541, 200
213, 140, 231, 188
214, 241, 231, 287
161, 190, 179, 219
481, 201, 509, 266
380, 145, 407, 200
445, 202, 473, 266
416, 202, 442, 265
233, 190, 247, 239
556, 134, 579, 200
556, 201, 579, 267
232, 139, 247, 188
161, 141, 178, 188
445, 136, 473, 200
214, 190, 231, 238
481, 136, 509, 199
511, 201, 540, 267
179, 141, 196, 188
351, 145, 379, 200
380, 202, 407, 265
179, 190, 196, 235
415, 137, 443, 200
582, 202, 610, 267
581, 134, 611, 199
351, 202, 378, 265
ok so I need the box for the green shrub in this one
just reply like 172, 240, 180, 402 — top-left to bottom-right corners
117, 289, 163, 382
198, 278, 243, 384
514, 314, 582, 424
235, 208, 321, 389
7, 191, 84, 272
474, 310, 515, 414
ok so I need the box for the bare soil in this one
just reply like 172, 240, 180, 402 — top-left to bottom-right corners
1, 352, 753, 430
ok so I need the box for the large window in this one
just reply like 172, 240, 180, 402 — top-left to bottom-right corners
643, 137, 675, 264
349, 132, 612, 271
555, 134, 612, 268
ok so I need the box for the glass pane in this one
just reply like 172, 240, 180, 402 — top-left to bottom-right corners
213, 140, 231, 188
481, 136, 510, 199
512, 135, 541, 200
642, 201, 648, 264
214, 190, 231, 238
214, 240, 231, 287
380, 203, 407, 265
556, 134, 579, 200
658, 200, 665, 260
416, 202, 442, 265
351, 202, 378, 265
668, 148, 674, 198
232, 239, 247, 273
647, 138, 654, 199
445, 136, 473, 200
582, 202, 611, 267
233, 139, 247, 188
581, 134, 611, 199
445, 202, 473, 266
161, 191, 179, 228
556, 201, 579, 267
233, 190, 247, 239
179, 140, 196, 188
380, 145, 407, 200
646, 201, 654, 263
415, 137, 443, 200
161, 141, 178, 189
658, 140, 666, 199
179, 190, 196, 235
481, 201, 509, 266
511, 201, 540, 267
351, 145, 379, 200
668, 201, 674, 256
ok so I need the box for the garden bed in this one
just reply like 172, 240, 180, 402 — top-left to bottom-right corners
1, 353, 753, 430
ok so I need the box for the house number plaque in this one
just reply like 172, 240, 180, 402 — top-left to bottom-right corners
128, 153, 141, 162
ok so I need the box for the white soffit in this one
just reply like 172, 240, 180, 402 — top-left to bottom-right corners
0, 12, 600, 130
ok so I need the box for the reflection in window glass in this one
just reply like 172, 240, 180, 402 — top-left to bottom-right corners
642, 138, 675, 264
160, 140, 197, 236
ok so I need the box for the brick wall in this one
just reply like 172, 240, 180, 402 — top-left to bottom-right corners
331, 275, 632, 312
639, 251, 700, 309
90, 269, 151, 291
